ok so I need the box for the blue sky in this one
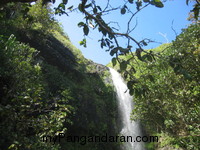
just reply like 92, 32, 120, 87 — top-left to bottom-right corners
54, 0, 194, 65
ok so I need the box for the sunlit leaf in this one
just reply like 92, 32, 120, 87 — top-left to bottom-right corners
154, 0, 164, 8
79, 38, 87, 47
59, 3, 65, 10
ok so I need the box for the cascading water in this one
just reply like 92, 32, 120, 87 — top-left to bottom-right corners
109, 68, 145, 150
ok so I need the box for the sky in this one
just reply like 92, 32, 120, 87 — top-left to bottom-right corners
53, 0, 194, 65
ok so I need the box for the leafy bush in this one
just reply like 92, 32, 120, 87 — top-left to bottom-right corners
0, 35, 74, 150
130, 24, 200, 149
109, 24, 200, 149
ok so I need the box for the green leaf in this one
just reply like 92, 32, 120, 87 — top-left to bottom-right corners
110, 48, 118, 56
130, 67, 136, 73
62, 0, 68, 4
129, 89, 134, 95
78, 22, 85, 27
154, 0, 164, 8
79, 38, 87, 47
78, 4, 83, 12
67, 5, 73, 10
97, 6, 102, 11
85, 4, 92, 8
148, 75, 154, 82
186, 0, 189, 5
142, 40, 148, 46
100, 28, 107, 36
105, 38, 112, 47
143, 0, 150, 2
83, 25, 89, 35
112, 57, 117, 67
119, 47, 129, 53
128, 0, 134, 4
93, 7, 98, 14
59, 3, 65, 10
120, 61, 127, 71
136, 1, 142, 10
142, 54, 153, 62
121, 7, 126, 15
136, 48, 143, 61
127, 81, 133, 89
193, 4, 200, 20
173, 66, 181, 74
100, 40, 106, 48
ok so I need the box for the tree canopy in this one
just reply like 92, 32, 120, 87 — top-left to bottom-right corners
0, 0, 200, 149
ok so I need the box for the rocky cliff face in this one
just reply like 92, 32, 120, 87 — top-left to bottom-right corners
15, 29, 119, 150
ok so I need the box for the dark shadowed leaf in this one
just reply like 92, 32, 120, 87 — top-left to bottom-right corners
110, 48, 118, 56
62, 0, 68, 4
121, 7, 126, 15
127, 81, 133, 89
68, 5, 73, 10
93, 7, 98, 14
78, 4, 83, 12
83, 25, 89, 35
78, 22, 85, 27
186, 0, 189, 5
148, 75, 154, 82
85, 4, 92, 8
97, 6, 102, 11
128, 0, 134, 4
119, 47, 129, 53
112, 57, 117, 67
193, 4, 200, 20
120, 61, 127, 71
130, 67, 136, 73
136, 48, 143, 61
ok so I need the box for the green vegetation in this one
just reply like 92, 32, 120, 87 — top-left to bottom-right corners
109, 24, 200, 149
1, 0, 199, 150
0, 1, 118, 150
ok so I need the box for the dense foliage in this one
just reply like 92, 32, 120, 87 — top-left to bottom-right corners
109, 24, 200, 149
1, 0, 199, 150
0, 2, 118, 150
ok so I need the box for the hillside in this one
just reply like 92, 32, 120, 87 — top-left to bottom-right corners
1, 1, 199, 150
108, 24, 200, 150
0, 2, 119, 150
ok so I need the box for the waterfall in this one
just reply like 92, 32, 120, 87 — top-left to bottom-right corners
109, 68, 145, 150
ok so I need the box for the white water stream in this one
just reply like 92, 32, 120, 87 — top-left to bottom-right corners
109, 68, 145, 150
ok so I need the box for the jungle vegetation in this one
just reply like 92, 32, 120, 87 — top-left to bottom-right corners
0, 0, 199, 150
